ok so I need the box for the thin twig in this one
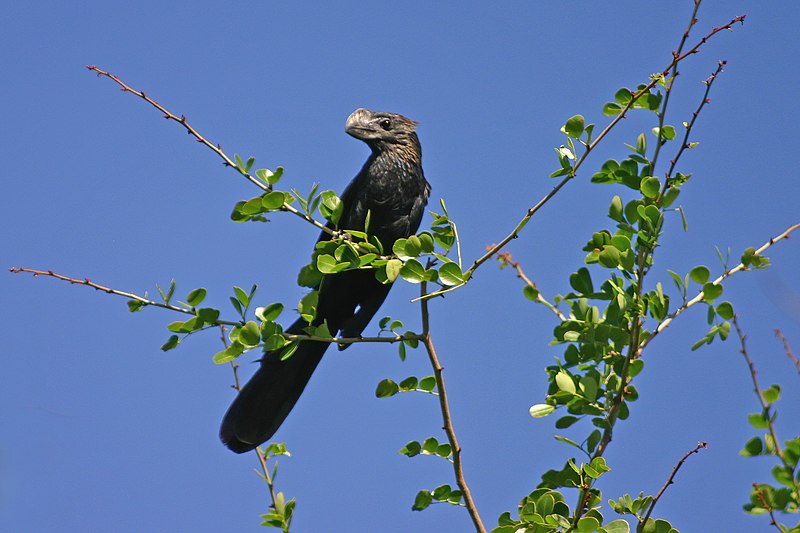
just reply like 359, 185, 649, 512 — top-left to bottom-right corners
283, 332, 424, 345
419, 281, 485, 533
419, 12, 746, 302
10, 266, 423, 347
494, 249, 567, 321
9, 266, 239, 326
663, 60, 727, 191
775, 329, 800, 374
638, 441, 708, 530
753, 484, 787, 533
86, 65, 334, 236
221, 328, 285, 529
645, 223, 800, 350
734, 316, 800, 506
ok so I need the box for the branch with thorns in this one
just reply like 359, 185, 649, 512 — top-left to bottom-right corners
639, 441, 708, 529
86, 65, 334, 237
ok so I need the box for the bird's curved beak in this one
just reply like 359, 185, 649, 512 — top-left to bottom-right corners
345, 108, 374, 139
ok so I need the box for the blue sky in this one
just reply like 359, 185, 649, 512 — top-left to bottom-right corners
3, 1, 799, 532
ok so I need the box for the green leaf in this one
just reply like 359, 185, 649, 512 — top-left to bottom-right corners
436, 444, 452, 458
412, 490, 432, 511
555, 371, 576, 394
603, 102, 622, 116
689, 266, 710, 284
197, 307, 220, 323
603, 519, 631, 533
762, 384, 781, 404
702, 282, 723, 301
400, 441, 421, 457
127, 300, 145, 312
569, 268, 594, 294
432, 484, 451, 500
234, 286, 249, 306
186, 288, 207, 307
262, 191, 286, 210
419, 376, 437, 392
748, 412, 769, 429
422, 437, 439, 453
399, 376, 418, 391
652, 125, 676, 140
263, 334, 286, 351
598, 245, 621, 268
529, 404, 555, 418
418, 232, 435, 253
640, 176, 661, 198
240, 321, 261, 346
523, 285, 539, 301
256, 303, 284, 322
577, 516, 600, 532
278, 341, 299, 361
316, 254, 340, 274
635, 132, 646, 155
319, 190, 343, 225
608, 195, 623, 222
438, 262, 467, 286
399, 259, 428, 284
564, 115, 585, 138
213, 341, 243, 364
716, 301, 734, 320
375, 379, 399, 398
255, 167, 284, 185
161, 335, 180, 352
384, 259, 403, 283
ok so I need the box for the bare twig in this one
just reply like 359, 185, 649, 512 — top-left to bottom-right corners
419, 12, 746, 302
775, 329, 799, 374
663, 60, 727, 191
419, 281, 485, 533
9, 266, 239, 326
645, 223, 800, 349
86, 65, 334, 236
638, 441, 708, 530
494, 249, 567, 321
649, 0, 701, 173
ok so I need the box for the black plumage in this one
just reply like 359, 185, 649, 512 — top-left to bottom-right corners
220, 108, 430, 453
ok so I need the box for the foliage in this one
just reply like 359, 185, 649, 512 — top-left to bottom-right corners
13, 3, 800, 532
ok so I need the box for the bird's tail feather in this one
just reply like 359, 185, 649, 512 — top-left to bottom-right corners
220, 318, 330, 453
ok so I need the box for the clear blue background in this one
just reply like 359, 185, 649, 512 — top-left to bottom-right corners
3, 2, 799, 532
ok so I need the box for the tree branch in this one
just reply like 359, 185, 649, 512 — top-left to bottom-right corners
639, 441, 708, 530
494, 249, 567, 321
734, 315, 800, 506
9, 266, 240, 326
419, 12, 746, 302
775, 329, 800, 374
419, 281, 485, 533
644, 223, 800, 350
10, 266, 424, 347
85, 65, 334, 236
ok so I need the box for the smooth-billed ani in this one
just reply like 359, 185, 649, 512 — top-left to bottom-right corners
220, 108, 430, 453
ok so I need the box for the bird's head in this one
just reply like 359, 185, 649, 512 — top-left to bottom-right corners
345, 108, 420, 152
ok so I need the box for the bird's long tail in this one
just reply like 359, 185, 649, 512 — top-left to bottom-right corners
220, 317, 330, 453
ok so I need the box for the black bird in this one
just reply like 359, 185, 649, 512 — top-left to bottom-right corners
220, 108, 431, 453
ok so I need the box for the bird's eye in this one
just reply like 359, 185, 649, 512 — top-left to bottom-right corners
379, 118, 392, 130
